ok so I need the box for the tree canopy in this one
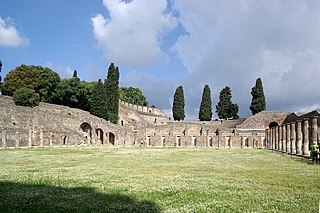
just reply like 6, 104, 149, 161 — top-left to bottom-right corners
90, 79, 107, 119
13, 87, 40, 107
119, 87, 148, 106
216, 86, 239, 119
250, 78, 266, 115
172, 85, 185, 121
1, 64, 60, 103
198, 85, 212, 121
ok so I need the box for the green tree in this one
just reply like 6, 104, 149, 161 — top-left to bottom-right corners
13, 87, 40, 107
216, 86, 239, 119
105, 63, 120, 124
172, 85, 185, 121
119, 87, 148, 106
53, 71, 88, 110
198, 85, 212, 121
90, 79, 107, 118
0, 65, 60, 103
250, 78, 266, 115
0, 59, 2, 83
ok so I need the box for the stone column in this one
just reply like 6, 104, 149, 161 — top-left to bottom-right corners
311, 116, 318, 144
265, 129, 269, 148
28, 125, 32, 148
278, 126, 282, 151
40, 128, 43, 147
296, 120, 302, 155
282, 125, 286, 152
286, 123, 291, 154
241, 135, 245, 148
1, 128, 6, 148
15, 131, 20, 148
275, 127, 278, 150
302, 119, 310, 156
290, 122, 296, 154
268, 128, 272, 149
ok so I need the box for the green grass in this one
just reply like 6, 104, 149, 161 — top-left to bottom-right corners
0, 147, 319, 212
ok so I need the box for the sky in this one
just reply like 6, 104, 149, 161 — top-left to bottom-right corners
1, 0, 320, 120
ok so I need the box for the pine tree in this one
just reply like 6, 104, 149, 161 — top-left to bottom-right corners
198, 85, 212, 121
90, 79, 106, 118
250, 78, 266, 115
172, 85, 185, 121
105, 63, 120, 124
216, 86, 239, 119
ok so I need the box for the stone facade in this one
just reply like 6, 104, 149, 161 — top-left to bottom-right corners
1, 95, 319, 154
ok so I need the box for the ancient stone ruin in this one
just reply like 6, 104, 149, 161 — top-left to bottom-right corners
0, 95, 319, 157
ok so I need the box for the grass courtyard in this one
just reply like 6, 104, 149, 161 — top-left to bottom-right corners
0, 147, 319, 212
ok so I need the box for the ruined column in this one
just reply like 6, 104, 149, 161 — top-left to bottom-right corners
265, 129, 269, 148
286, 123, 291, 154
40, 128, 43, 147
303, 118, 310, 156
296, 120, 302, 155
278, 126, 282, 151
241, 135, 245, 148
268, 128, 272, 149
311, 116, 318, 144
290, 122, 296, 154
28, 125, 32, 148
282, 125, 286, 152
1, 128, 6, 148
15, 131, 20, 148
273, 127, 277, 150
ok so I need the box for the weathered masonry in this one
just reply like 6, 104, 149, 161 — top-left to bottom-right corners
265, 110, 320, 156
0, 95, 319, 155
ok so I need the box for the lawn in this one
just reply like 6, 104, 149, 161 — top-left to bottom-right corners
0, 147, 319, 212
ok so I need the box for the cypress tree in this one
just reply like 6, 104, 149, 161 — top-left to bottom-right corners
198, 85, 212, 121
105, 63, 120, 124
216, 86, 239, 119
90, 79, 106, 118
250, 78, 266, 115
0, 60, 2, 82
172, 85, 185, 121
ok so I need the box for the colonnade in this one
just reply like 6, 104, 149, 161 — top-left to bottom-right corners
265, 116, 318, 156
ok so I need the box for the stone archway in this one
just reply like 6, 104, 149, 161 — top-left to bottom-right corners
80, 122, 92, 145
96, 128, 104, 145
109, 132, 115, 145
269, 122, 279, 128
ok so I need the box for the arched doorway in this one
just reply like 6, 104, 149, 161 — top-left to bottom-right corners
80, 122, 92, 145
96, 129, 104, 145
109, 132, 115, 145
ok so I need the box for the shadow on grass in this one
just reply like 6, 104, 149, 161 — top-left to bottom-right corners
0, 181, 160, 213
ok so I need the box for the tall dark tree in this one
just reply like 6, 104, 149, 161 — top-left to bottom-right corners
0, 60, 2, 83
216, 86, 239, 119
90, 79, 106, 118
250, 78, 266, 115
172, 85, 185, 121
105, 63, 120, 124
198, 85, 212, 121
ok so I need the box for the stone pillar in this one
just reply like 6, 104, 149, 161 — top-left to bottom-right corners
49, 132, 53, 147
15, 131, 20, 148
302, 119, 310, 156
241, 135, 245, 148
278, 126, 282, 152
311, 116, 318, 144
40, 128, 43, 147
2, 128, 6, 148
274, 127, 278, 150
290, 122, 296, 154
268, 128, 272, 149
296, 120, 302, 155
286, 123, 291, 154
206, 130, 209, 147
28, 125, 32, 148
282, 125, 286, 152
265, 129, 269, 148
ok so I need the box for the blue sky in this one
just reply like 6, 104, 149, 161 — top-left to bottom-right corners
1, 0, 320, 120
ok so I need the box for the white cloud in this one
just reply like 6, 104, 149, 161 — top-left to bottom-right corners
92, 0, 177, 67
44, 62, 73, 78
171, 0, 320, 117
0, 17, 29, 47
